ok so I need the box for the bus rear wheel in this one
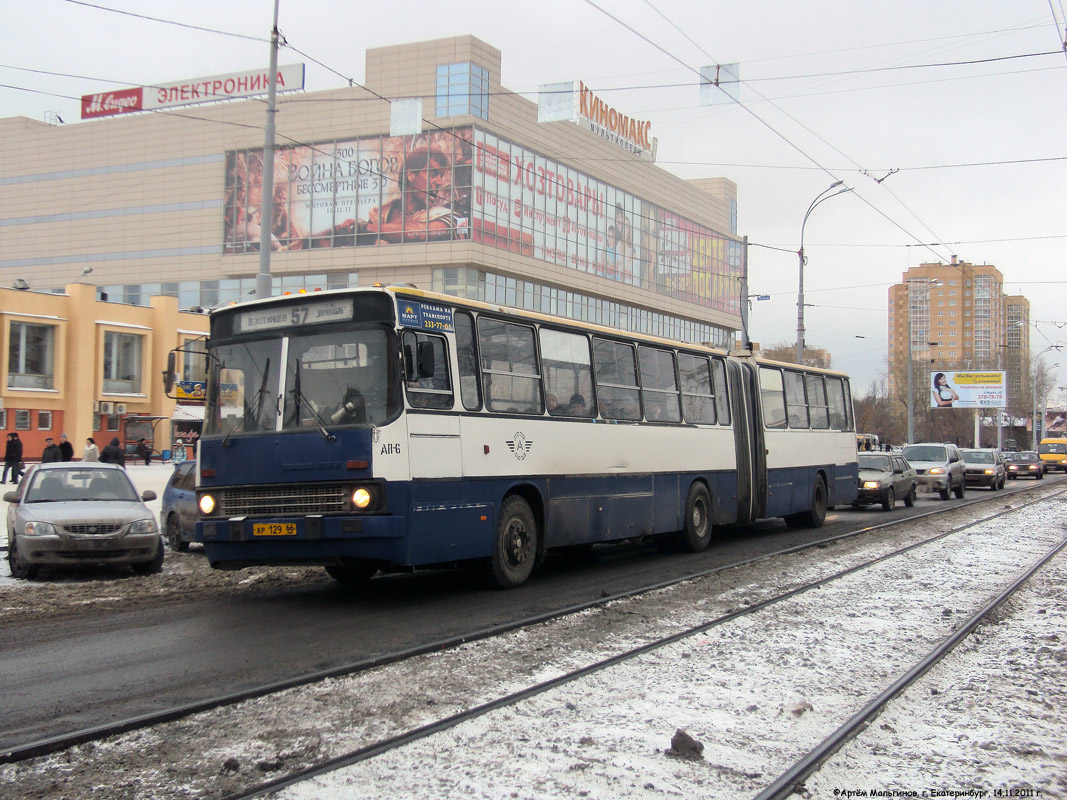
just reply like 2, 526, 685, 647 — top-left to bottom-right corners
487, 496, 538, 589
785, 475, 827, 529
674, 482, 712, 552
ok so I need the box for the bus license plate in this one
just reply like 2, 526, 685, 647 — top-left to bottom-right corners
252, 522, 297, 537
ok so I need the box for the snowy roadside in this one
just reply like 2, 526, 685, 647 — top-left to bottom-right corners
272, 497, 1067, 800
3, 490, 1064, 800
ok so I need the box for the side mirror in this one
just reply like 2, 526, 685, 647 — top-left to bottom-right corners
141, 489, 157, 502
163, 351, 177, 396
404, 340, 436, 381
417, 341, 435, 379
3, 491, 17, 503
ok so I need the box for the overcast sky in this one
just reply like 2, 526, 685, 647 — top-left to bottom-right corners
3, 0, 1066, 397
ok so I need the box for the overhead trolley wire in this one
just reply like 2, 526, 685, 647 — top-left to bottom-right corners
61, 0, 269, 43
584, 0, 954, 264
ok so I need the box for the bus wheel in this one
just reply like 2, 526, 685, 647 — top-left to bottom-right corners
326, 561, 378, 585
487, 496, 538, 589
785, 476, 827, 529
675, 483, 712, 552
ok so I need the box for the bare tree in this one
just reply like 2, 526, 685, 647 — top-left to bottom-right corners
759, 341, 833, 370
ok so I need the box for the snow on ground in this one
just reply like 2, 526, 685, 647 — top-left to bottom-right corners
269, 496, 1067, 800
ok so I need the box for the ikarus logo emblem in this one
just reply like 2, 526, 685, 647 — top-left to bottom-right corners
506, 432, 532, 461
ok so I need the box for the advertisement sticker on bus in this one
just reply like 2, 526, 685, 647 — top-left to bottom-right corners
398, 300, 454, 332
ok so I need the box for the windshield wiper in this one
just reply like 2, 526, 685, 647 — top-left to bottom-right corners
288, 359, 336, 441
221, 357, 272, 448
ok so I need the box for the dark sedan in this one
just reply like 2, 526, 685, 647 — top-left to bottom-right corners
854, 452, 917, 510
960, 448, 1006, 490
1005, 451, 1045, 480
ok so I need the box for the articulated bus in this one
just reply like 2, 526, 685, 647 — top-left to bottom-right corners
185, 286, 858, 588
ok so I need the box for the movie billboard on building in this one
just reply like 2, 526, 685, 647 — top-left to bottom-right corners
471, 129, 741, 313
930, 371, 1006, 409
222, 127, 742, 314
223, 130, 474, 252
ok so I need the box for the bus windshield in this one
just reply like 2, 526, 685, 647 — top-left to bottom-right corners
204, 328, 399, 435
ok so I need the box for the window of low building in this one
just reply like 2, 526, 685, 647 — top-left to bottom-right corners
103, 331, 143, 394
7, 321, 55, 390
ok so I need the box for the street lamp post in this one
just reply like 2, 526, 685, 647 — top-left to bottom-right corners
796, 180, 852, 364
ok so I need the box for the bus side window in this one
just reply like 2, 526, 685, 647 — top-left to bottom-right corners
402, 331, 453, 410
454, 311, 482, 411
712, 358, 730, 425
678, 353, 715, 424
638, 346, 681, 423
825, 377, 849, 430
806, 374, 829, 429
592, 338, 641, 421
539, 328, 594, 417
478, 317, 543, 414
784, 371, 809, 428
759, 367, 787, 429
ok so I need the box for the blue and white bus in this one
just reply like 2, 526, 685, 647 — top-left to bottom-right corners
185, 286, 857, 588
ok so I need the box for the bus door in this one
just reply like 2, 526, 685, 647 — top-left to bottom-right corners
402, 330, 461, 479
727, 359, 766, 523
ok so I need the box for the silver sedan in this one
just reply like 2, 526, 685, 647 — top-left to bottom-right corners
5, 462, 161, 579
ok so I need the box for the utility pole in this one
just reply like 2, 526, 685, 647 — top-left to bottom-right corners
740, 236, 750, 349
255, 0, 282, 301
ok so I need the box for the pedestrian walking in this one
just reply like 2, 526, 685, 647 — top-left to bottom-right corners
41, 437, 63, 463
136, 437, 152, 466
3, 433, 24, 483
58, 433, 74, 461
82, 437, 100, 462
99, 437, 125, 467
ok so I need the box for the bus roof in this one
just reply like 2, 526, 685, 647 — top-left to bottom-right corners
210, 285, 851, 380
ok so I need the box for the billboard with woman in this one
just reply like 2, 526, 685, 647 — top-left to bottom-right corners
223, 130, 473, 253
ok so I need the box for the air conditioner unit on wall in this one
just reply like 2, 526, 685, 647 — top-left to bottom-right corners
115, 403, 127, 414
99, 402, 114, 414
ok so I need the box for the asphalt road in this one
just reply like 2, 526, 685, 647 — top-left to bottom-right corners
0, 475, 1055, 753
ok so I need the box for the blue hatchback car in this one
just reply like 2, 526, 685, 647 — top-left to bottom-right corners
160, 461, 197, 552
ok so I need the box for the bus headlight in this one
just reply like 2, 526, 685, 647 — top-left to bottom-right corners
199, 494, 217, 515
352, 487, 372, 509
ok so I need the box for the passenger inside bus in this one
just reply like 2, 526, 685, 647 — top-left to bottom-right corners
565, 393, 588, 416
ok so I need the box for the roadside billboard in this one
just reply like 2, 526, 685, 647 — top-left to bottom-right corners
930, 371, 1006, 409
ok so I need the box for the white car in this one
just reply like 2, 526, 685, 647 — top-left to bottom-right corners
5, 462, 161, 579
900, 442, 966, 501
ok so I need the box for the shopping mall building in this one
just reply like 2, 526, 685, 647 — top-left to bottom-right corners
0, 35, 744, 460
